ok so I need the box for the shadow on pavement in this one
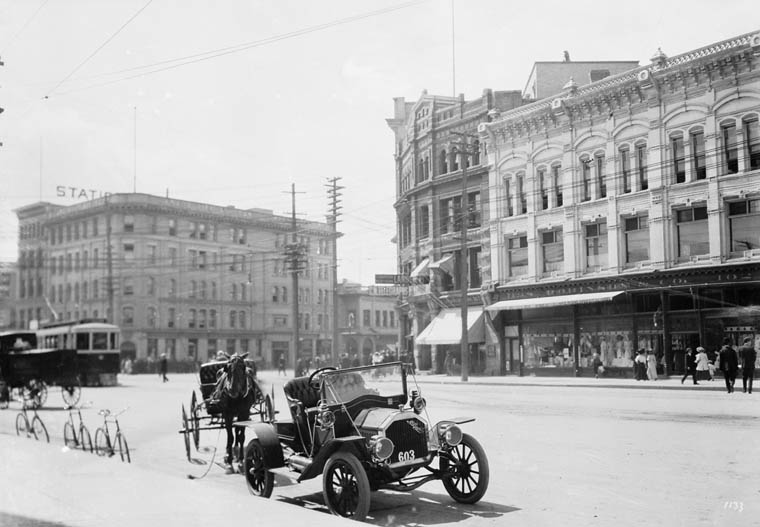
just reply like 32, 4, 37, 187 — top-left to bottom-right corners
273, 488, 520, 525
0, 512, 74, 527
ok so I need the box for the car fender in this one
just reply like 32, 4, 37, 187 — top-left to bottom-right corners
298, 435, 366, 482
240, 421, 285, 468
434, 416, 475, 432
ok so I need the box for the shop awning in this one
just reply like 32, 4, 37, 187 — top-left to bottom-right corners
410, 258, 430, 278
429, 253, 455, 275
416, 308, 485, 345
485, 291, 624, 311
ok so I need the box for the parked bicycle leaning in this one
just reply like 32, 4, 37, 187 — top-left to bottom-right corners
94, 407, 130, 463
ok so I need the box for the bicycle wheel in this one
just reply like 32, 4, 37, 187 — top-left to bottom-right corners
23, 380, 47, 408
116, 432, 131, 463
32, 415, 49, 443
61, 383, 82, 407
16, 413, 30, 436
63, 421, 78, 448
80, 425, 93, 453
94, 428, 110, 456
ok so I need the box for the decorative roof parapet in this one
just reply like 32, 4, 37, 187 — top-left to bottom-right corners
484, 29, 760, 131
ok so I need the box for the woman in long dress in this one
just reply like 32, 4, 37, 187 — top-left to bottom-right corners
695, 346, 710, 382
646, 350, 658, 380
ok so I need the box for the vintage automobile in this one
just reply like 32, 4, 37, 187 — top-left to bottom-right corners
240, 361, 489, 521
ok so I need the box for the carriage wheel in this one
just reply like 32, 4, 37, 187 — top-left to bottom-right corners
181, 404, 191, 462
190, 391, 200, 450
261, 394, 274, 422
61, 382, 82, 407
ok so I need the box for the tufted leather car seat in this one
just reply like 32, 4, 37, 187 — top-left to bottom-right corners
282, 376, 320, 452
283, 376, 320, 408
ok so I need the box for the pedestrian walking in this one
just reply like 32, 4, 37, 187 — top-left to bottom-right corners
695, 347, 710, 382
634, 349, 648, 380
719, 338, 739, 393
738, 336, 756, 394
646, 350, 658, 380
592, 352, 604, 379
159, 353, 169, 382
681, 348, 698, 385
277, 354, 286, 376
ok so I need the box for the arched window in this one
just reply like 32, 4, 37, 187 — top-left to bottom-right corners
440, 149, 448, 174
451, 146, 460, 171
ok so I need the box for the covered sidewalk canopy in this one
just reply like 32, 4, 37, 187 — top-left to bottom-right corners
485, 291, 624, 311
416, 308, 485, 345
409, 258, 430, 278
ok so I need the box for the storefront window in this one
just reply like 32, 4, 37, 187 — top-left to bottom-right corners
522, 323, 573, 368
579, 319, 633, 368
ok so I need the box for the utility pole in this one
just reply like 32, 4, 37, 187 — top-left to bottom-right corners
326, 177, 343, 367
105, 194, 114, 324
449, 132, 479, 382
285, 184, 306, 376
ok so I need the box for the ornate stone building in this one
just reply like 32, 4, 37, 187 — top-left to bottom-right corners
482, 30, 760, 376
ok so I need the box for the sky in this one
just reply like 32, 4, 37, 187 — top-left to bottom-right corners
0, 0, 758, 285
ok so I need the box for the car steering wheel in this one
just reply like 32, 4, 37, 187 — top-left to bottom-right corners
309, 367, 337, 389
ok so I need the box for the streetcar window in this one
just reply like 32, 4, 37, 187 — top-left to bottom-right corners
76, 333, 89, 350
110, 333, 119, 349
93, 333, 108, 350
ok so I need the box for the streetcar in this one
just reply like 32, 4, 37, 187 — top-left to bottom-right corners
37, 319, 121, 386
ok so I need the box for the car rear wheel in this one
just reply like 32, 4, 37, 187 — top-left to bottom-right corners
440, 433, 489, 504
323, 451, 371, 521
243, 439, 274, 497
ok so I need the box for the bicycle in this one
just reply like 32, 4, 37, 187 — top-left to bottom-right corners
63, 404, 93, 452
94, 408, 130, 463
16, 403, 49, 442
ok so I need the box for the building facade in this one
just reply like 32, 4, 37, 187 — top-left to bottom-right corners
13, 193, 336, 368
336, 281, 400, 365
387, 89, 524, 374
482, 30, 760, 376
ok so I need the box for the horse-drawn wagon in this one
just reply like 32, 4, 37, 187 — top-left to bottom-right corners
179, 352, 273, 463
0, 331, 81, 409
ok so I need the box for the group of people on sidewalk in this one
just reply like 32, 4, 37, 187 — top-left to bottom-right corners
681, 337, 756, 393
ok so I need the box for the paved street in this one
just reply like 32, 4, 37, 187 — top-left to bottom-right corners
1, 371, 758, 526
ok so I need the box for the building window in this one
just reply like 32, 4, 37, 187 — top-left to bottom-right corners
92, 218, 98, 236
167, 308, 175, 328
728, 198, 760, 256
169, 247, 177, 266
188, 339, 197, 359
169, 279, 176, 297
636, 144, 648, 190
281, 286, 288, 303
671, 133, 686, 183
451, 146, 459, 171
147, 277, 155, 296
200, 281, 207, 299
538, 167, 548, 210
676, 206, 709, 260
743, 117, 760, 171
189, 309, 196, 329
229, 311, 236, 329
507, 235, 528, 277
467, 192, 481, 227
190, 280, 197, 299
417, 205, 429, 239
168, 218, 177, 236
541, 230, 563, 274
581, 158, 592, 202
504, 178, 513, 217
552, 164, 563, 207
210, 310, 217, 329
147, 307, 157, 328
517, 172, 527, 214
691, 130, 706, 180
272, 286, 279, 303
585, 222, 608, 271
722, 122, 739, 175
273, 315, 288, 327
595, 154, 606, 198
440, 149, 448, 174
199, 309, 207, 329
620, 147, 631, 193
123, 277, 134, 296
123, 243, 135, 262
624, 215, 649, 264
124, 215, 134, 233
122, 306, 134, 326
239, 311, 245, 329
148, 245, 157, 265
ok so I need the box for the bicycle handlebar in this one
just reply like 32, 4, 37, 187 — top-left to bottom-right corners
99, 406, 129, 418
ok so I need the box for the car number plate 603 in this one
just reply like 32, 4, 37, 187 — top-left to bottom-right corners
397, 449, 416, 462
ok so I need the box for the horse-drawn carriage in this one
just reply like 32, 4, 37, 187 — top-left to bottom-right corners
179, 353, 273, 463
0, 331, 82, 409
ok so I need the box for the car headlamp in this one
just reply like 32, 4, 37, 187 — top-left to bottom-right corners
370, 436, 394, 461
439, 424, 462, 446
412, 395, 426, 414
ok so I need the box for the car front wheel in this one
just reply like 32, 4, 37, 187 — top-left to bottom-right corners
243, 439, 274, 498
322, 451, 371, 521
440, 433, 489, 504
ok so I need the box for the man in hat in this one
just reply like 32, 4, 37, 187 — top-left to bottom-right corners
719, 338, 739, 393
159, 353, 169, 382
739, 336, 756, 394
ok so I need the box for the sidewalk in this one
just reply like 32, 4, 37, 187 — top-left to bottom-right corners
0, 435, 354, 527
258, 368, 731, 391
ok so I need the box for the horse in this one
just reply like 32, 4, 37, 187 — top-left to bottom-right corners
212, 352, 257, 467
